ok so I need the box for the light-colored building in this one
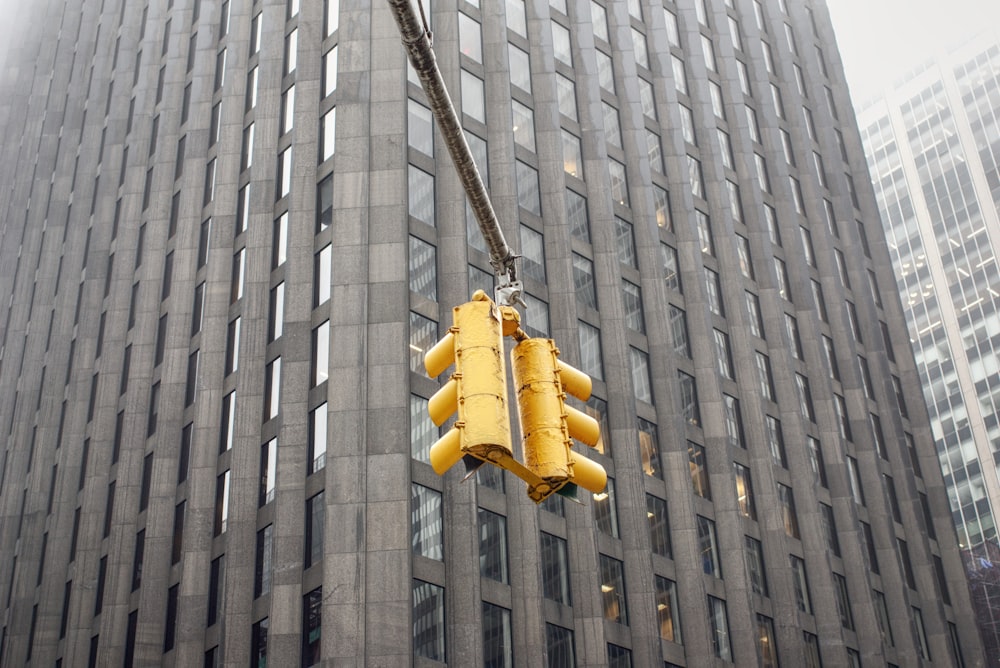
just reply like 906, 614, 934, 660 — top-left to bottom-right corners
859, 33, 1000, 664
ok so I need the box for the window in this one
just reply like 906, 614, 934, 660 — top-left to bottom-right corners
264, 357, 281, 420
669, 306, 689, 357
572, 255, 597, 310
639, 79, 656, 120
612, 218, 637, 268
847, 455, 865, 505
596, 51, 615, 93
407, 99, 433, 156
774, 257, 790, 300
273, 213, 288, 268
302, 587, 322, 666
584, 396, 610, 455
324, 0, 340, 34
688, 156, 704, 198
170, 501, 187, 565
607, 645, 631, 668
411, 484, 443, 560
270, 283, 285, 341
409, 312, 437, 373
833, 573, 854, 630
708, 597, 732, 660
276, 148, 291, 199
647, 495, 671, 558
482, 603, 512, 668
790, 555, 812, 613
679, 104, 696, 143
161, 584, 178, 651
861, 521, 879, 573
678, 372, 700, 426
578, 322, 603, 380
410, 395, 436, 463
609, 160, 628, 206
637, 419, 661, 479
689, 443, 710, 499
663, 244, 680, 292
309, 404, 327, 473
778, 484, 799, 538
714, 329, 733, 379
515, 161, 541, 214
509, 45, 531, 93
734, 463, 755, 519
757, 615, 778, 668
874, 590, 894, 646
520, 225, 546, 282
622, 280, 646, 334
551, 21, 572, 66
898, 539, 916, 589
555, 75, 577, 123
796, 374, 815, 422
755, 352, 775, 400
672, 56, 687, 94
255, 525, 273, 597
705, 269, 723, 315
716, 128, 739, 168
820, 503, 840, 556
785, 314, 803, 359
479, 509, 509, 583
409, 236, 437, 300
251, 619, 268, 668
806, 437, 827, 487
629, 348, 652, 404
697, 516, 721, 577
655, 576, 682, 643
695, 210, 714, 255
746, 292, 764, 337
745, 536, 768, 596
259, 438, 276, 506
913, 607, 930, 659
599, 555, 628, 625
653, 185, 670, 229
245, 68, 259, 111
594, 478, 619, 538
459, 13, 483, 62
283, 29, 298, 75
185, 350, 199, 406
546, 625, 575, 668
312, 321, 330, 386
511, 100, 536, 152
413, 581, 446, 661
321, 107, 336, 161
220, 391, 237, 452
131, 530, 145, 591
723, 395, 744, 449
541, 532, 571, 604
304, 492, 325, 570
225, 318, 240, 374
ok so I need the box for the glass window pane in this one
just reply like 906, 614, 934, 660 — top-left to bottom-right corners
478, 509, 509, 583
599, 555, 628, 625
413, 581, 446, 661
409, 236, 437, 300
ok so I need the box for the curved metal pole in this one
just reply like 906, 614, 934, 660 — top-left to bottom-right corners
387, 0, 518, 285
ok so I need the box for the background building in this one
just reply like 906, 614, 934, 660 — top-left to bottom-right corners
0, 0, 984, 666
858, 35, 1000, 664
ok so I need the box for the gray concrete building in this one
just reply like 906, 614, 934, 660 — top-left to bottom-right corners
0, 0, 984, 666
858, 33, 1000, 665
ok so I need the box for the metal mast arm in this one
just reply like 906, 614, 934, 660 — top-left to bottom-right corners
387, 0, 519, 288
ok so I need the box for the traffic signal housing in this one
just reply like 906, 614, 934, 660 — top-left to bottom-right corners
424, 291, 513, 475
510, 338, 607, 502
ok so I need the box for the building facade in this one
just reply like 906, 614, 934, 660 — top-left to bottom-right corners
858, 35, 1000, 664
0, 0, 984, 666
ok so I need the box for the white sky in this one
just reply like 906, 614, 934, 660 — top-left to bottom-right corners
826, 0, 1000, 104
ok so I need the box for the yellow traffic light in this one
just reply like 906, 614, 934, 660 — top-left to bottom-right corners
510, 338, 607, 502
424, 291, 513, 475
